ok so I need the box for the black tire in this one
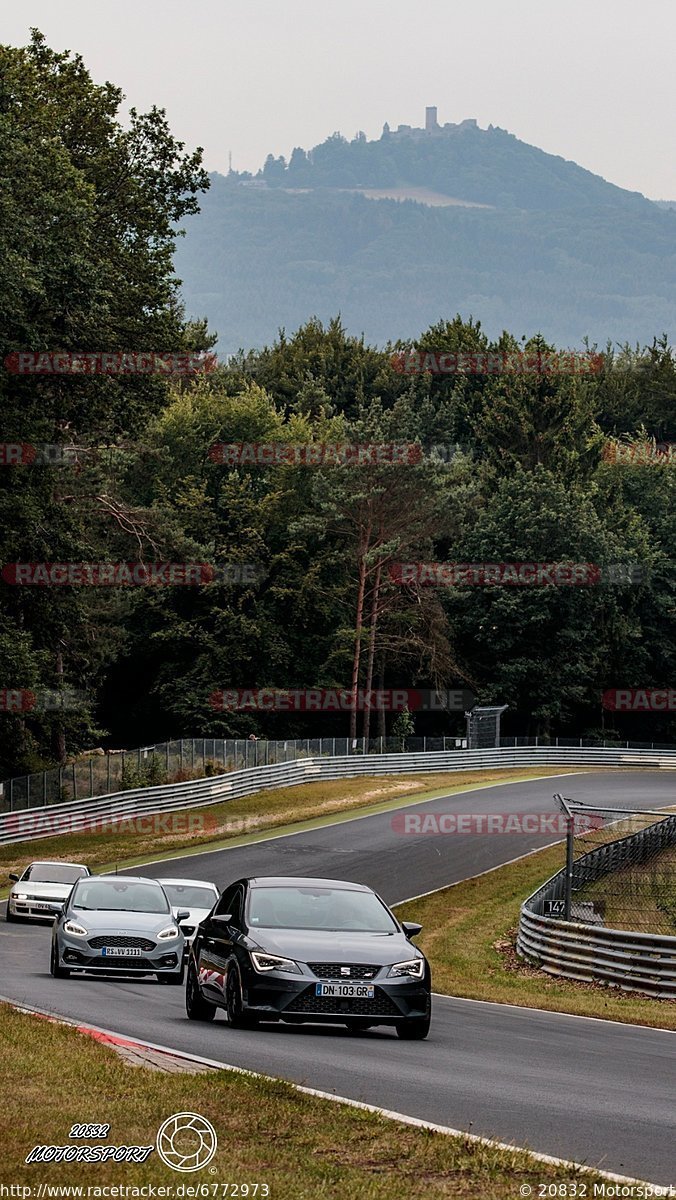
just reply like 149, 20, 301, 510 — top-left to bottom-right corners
224, 965, 259, 1029
396, 1015, 431, 1040
158, 961, 185, 986
50, 941, 70, 979
185, 963, 216, 1021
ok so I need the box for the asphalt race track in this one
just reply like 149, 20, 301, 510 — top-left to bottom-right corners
2, 772, 675, 1184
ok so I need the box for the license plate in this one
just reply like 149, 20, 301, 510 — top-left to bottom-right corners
33, 903, 55, 911
101, 946, 142, 957
315, 982, 374, 999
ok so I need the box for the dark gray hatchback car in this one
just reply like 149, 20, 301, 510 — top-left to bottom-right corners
186, 876, 431, 1038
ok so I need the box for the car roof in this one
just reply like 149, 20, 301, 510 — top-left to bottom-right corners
92, 874, 163, 884
157, 877, 218, 889
27, 860, 89, 869
247, 876, 371, 892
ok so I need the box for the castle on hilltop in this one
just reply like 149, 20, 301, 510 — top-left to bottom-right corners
382, 106, 478, 139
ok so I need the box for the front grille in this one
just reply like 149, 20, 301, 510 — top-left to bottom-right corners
87, 936, 156, 951
286, 986, 400, 1017
27, 896, 62, 904
81, 954, 157, 970
308, 962, 380, 980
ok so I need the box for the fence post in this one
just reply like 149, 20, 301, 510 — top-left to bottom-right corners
72, 763, 77, 802
107, 753, 111, 794
89, 758, 94, 797
564, 815, 575, 921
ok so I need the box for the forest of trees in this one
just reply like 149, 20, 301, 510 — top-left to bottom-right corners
1, 33, 675, 780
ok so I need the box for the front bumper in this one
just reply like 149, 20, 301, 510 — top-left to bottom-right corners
10, 896, 63, 920
56, 931, 183, 974
241, 970, 430, 1026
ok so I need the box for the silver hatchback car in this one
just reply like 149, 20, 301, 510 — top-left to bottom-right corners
50, 875, 188, 984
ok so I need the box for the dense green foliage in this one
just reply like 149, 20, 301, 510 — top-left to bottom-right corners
1, 35, 675, 779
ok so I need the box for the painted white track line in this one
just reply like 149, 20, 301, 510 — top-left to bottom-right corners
1, 996, 664, 1191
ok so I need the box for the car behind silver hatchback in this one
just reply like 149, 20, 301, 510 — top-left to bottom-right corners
51, 875, 187, 984
157, 877, 219, 949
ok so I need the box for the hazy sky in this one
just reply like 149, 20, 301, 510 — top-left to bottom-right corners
3, 0, 675, 199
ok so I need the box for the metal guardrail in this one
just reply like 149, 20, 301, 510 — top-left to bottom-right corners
2, 744, 676, 848
517, 811, 676, 998
4, 733, 675, 813
0, 736, 470, 812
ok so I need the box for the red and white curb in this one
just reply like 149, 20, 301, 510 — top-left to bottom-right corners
2, 995, 667, 1191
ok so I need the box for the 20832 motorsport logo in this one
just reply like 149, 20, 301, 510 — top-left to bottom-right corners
25, 1114, 217, 1173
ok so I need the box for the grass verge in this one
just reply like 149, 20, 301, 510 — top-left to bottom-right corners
0, 1003, 613, 1197
0, 766, 583, 892
396, 843, 676, 1029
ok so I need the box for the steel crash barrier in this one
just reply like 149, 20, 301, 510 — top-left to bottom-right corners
2, 744, 676, 848
517, 813, 676, 998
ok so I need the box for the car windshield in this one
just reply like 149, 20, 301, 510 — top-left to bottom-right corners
247, 886, 398, 932
22, 863, 87, 884
71, 879, 170, 914
161, 883, 216, 908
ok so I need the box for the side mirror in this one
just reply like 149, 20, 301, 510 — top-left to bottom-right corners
8, 872, 19, 882
176, 910, 190, 923
401, 920, 422, 938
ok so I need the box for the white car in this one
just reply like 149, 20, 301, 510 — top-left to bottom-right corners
7, 860, 91, 921
158, 878, 219, 948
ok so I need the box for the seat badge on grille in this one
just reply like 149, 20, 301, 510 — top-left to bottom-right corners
340, 967, 350, 976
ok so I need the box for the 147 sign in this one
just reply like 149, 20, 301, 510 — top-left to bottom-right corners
543, 899, 566, 916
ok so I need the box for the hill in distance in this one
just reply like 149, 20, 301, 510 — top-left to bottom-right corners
174, 108, 676, 355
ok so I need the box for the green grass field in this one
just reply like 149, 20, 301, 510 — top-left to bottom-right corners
0, 1004, 615, 1198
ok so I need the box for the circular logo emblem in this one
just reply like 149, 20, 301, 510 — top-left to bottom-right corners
156, 1112, 217, 1172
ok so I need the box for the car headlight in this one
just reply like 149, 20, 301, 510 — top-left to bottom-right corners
14, 892, 28, 900
250, 951, 302, 974
157, 925, 181, 940
63, 919, 88, 937
387, 957, 425, 979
